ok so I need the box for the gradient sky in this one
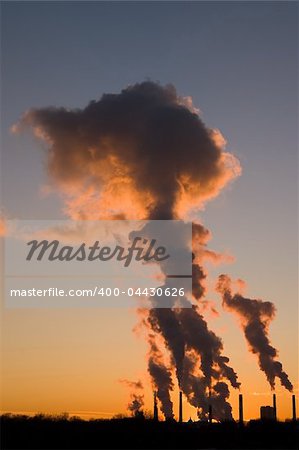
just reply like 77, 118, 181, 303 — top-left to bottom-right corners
1, 1, 298, 421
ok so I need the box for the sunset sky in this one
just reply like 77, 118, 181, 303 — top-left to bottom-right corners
1, 1, 298, 421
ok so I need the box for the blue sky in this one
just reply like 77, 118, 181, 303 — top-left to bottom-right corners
2, 0, 297, 297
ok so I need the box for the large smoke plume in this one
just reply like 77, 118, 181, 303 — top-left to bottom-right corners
14, 81, 291, 421
14, 81, 240, 221
216, 275, 293, 392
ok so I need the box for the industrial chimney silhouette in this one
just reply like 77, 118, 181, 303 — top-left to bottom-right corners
179, 391, 183, 423
239, 394, 244, 425
292, 394, 296, 422
273, 393, 277, 421
153, 391, 158, 421
208, 388, 212, 423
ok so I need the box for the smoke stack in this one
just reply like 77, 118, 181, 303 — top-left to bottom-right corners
273, 393, 277, 421
292, 394, 296, 422
153, 391, 158, 421
208, 388, 212, 423
179, 391, 183, 423
208, 404, 212, 423
239, 394, 244, 425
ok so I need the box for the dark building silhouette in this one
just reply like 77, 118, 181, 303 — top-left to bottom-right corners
260, 406, 275, 420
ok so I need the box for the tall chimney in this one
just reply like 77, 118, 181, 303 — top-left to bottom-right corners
292, 394, 296, 422
179, 391, 183, 423
208, 389, 212, 423
239, 394, 244, 425
273, 393, 277, 421
208, 404, 212, 423
153, 391, 158, 421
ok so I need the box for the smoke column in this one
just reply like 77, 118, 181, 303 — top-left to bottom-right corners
15, 81, 244, 420
147, 333, 174, 419
145, 230, 240, 421
216, 274, 293, 392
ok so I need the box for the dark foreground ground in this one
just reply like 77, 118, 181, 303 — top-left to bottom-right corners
1, 415, 298, 449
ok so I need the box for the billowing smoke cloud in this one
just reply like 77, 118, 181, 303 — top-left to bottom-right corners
13, 81, 240, 220
216, 275, 293, 392
119, 379, 144, 416
211, 382, 233, 421
14, 81, 249, 420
